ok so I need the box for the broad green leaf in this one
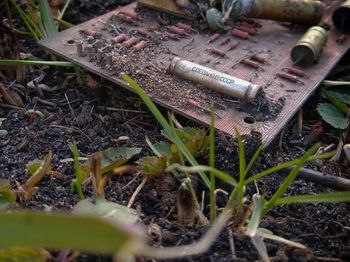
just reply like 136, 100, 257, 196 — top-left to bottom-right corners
324, 88, 350, 105
26, 160, 52, 176
0, 211, 140, 254
138, 156, 167, 177
0, 247, 48, 262
0, 179, 16, 210
38, 0, 58, 37
122, 74, 210, 188
275, 191, 350, 205
73, 198, 139, 225
99, 147, 142, 174
323, 90, 348, 113
317, 103, 348, 129
152, 141, 172, 157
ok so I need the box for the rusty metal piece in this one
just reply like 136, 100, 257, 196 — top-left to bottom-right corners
291, 26, 328, 67
226, 0, 324, 25
208, 33, 221, 43
169, 57, 261, 99
332, 0, 350, 32
123, 37, 139, 47
111, 34, 128, 43
133, 40, 147, 51
277, 72, 304, 84
231, 29, 249, 40
208, 48, 226, 57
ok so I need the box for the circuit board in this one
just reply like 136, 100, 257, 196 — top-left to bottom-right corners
39, 1, 350, 145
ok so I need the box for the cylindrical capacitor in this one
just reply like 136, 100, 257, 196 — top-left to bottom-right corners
226, 0, 324, 25
168, 57, 261, 99
332, 0, 350, 32
290, 26, 328, 67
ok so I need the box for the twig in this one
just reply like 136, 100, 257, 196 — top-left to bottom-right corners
127, 177, 148, 208
282, 167, 350, 190
0, 103, 23, 110
122, 172, 140, 190
65, 93, 76, 119
227, 228, 237, 260
50, 124, 92, 142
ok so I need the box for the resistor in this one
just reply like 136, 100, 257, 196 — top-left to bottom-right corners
133, 40, 146, 51
176, 22, 192, 31
82, 28, 96, 37
111, 34, 128, 43
165, 32, 180, 40
228, 41, 240, 51
336, 34, 347, 45
116, 7, 137, 19
220, 38, 231, 46
231, 28, 250, 40
169, 26, 186, 36
208, 33, 221, 43
242, 59, 263, 70
123, 37, 139, 47
208, 47, 226, 57
276, 72, 304, 84
237, 25, 257, 35
282, 67, 306, 77
251, 54, 268, 64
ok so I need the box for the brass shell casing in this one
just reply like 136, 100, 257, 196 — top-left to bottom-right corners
332, 0, 350, 31
249, 0, 324, 25
291, 26, 328, 67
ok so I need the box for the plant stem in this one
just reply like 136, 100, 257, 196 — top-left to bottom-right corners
209, 106, 217, 223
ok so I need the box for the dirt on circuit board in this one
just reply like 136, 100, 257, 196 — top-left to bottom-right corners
1, 0, 350, 262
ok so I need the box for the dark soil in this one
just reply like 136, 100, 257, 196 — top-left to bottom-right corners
1, 1, 350, 262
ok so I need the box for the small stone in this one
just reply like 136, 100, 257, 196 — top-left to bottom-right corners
0, 129, 8, 138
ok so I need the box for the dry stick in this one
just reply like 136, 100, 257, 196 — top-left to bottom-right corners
227, 228, 237, 260
282, 167, 350, 190
127, 177, 148, 208
0, 102, 23, 110
64, 93, 76, 119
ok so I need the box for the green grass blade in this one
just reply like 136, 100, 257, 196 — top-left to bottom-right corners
244, 144, 263, 178
122, 73, 210, 188
264, 144, 319, 213
166, 164, 237, 186
71, 142, 84, 200
275, 191, 350, 205
0, 211, 137, 254
59, 0, 72, 19
9, 0, 43, 40
0, 60, 75, 67
235, 129, 246, 182
38, 0, 58, 36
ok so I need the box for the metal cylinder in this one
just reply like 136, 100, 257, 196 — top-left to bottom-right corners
227, 0, 324, 25
290, 26, 328, 67
168, 57, 261, 99
332, 0, 350, 32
